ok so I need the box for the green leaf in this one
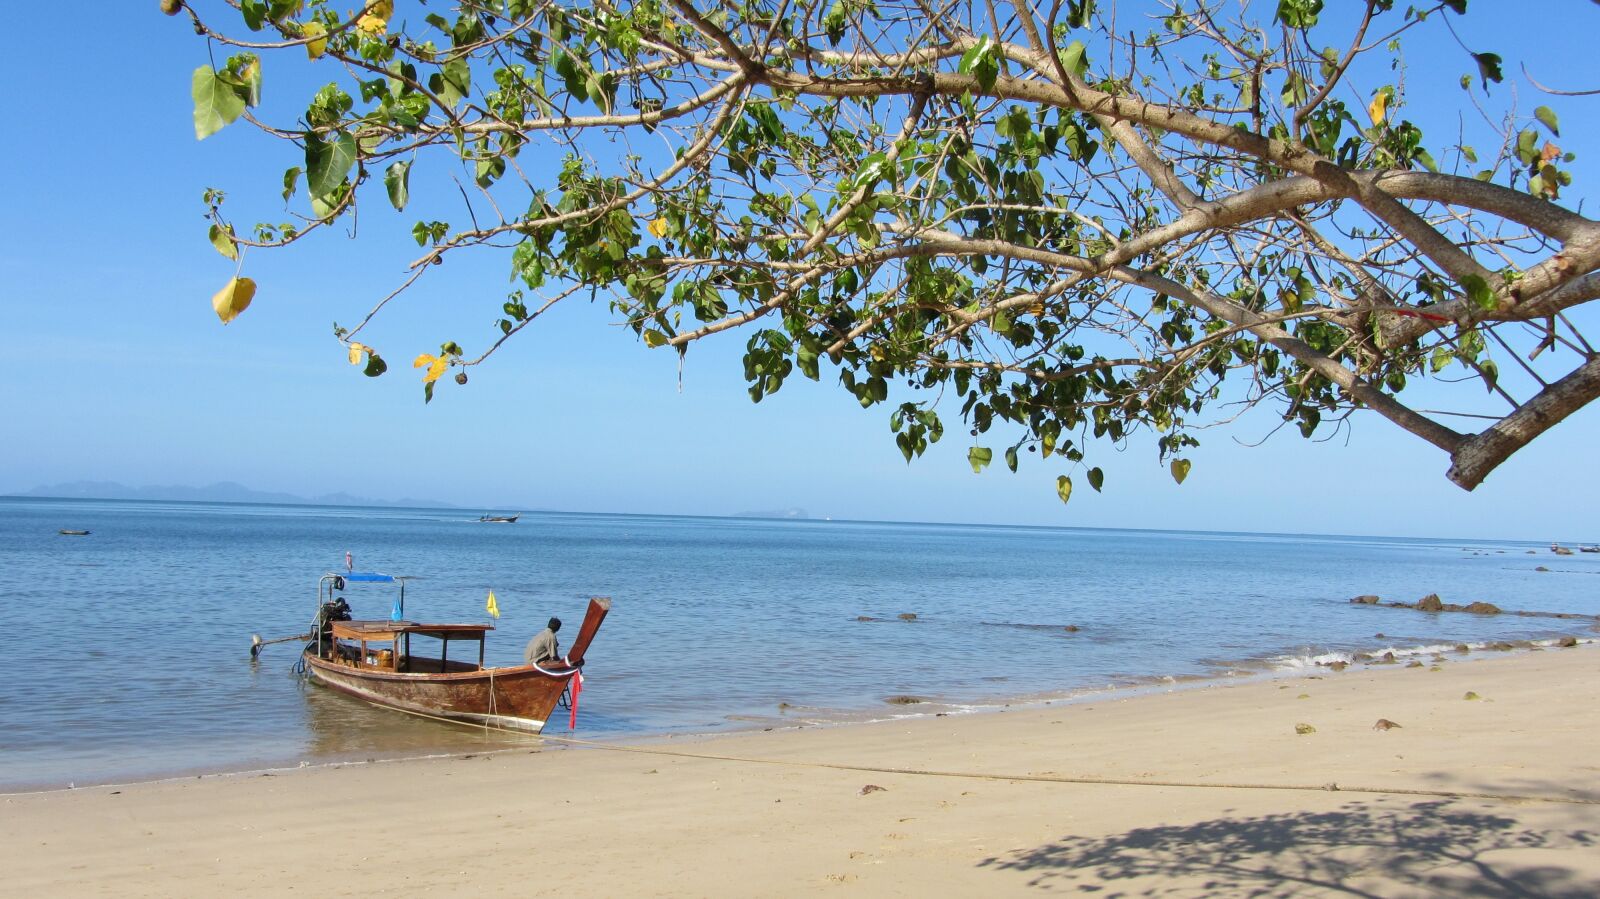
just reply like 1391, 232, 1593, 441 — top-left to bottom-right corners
1460, 273, 1496, 312
282, 166, 302, 201
1275, 0, 1323, 28
968, 446, 993, 473
1004, 446, 1019, 473
208, 224, 238, 260
438, 58, 470, 108
642, 328, 669, 348
310, 191, 337, 220
241, 0, 267, 30
1170, 458, 1191, 485
959, 37, 999, 92
385, 160, 411, 211
1442, 0, 1466, 13
1059, 41, 1088, 80
822, 0, 847, 45
1087, 467, 1104, 492
192, 67, 246, 139
306, 132, 357, 200
1473, 52, 1503, 90
1056, 475, 1073, 504
363, 352, 387, 377
1534, 105, 1560, 137
475, 156, 505, 188
1480, 359, 1499, 392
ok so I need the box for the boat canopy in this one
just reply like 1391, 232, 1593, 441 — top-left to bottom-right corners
336, 572, 402, 583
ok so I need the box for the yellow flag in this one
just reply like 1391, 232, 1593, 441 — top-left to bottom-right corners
486, 589, 500, 619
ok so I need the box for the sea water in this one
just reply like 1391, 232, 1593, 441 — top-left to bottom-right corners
1, 496, 1595, 791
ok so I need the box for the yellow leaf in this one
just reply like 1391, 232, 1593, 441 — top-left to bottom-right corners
212, 277, 256, 325
648, 218, 669, 239
413, 353, 448, 383
302, 21, 327, 59
1367, 88, 1392, 126
1170, 458, 1192, 485
348, 342, 367, 365
369, 1, 394, 19
356, 14, 387, 35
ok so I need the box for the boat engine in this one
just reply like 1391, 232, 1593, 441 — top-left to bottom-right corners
316, 597, 352, 637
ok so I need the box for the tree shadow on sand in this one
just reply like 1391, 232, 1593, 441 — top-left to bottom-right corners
979, 799, 1597, 896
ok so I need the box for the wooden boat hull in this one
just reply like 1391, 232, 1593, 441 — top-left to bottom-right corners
304, 654, 577, 732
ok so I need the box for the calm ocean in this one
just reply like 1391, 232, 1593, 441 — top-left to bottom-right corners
1, 496, 1595, 791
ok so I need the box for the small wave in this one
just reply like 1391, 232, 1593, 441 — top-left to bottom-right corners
1268, 637, 1590, 670
1270, 642, 1467, 670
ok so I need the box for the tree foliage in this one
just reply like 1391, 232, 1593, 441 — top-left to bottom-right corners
175, 0, 1600, 494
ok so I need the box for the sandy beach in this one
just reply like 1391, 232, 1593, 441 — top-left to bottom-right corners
4, 643, 1596, 896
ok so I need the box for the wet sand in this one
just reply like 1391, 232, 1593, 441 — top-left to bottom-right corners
3, 644, 1596, 896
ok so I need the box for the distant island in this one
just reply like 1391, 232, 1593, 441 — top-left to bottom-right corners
12, 480, 457, 509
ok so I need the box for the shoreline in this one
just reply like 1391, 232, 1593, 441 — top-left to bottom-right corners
4, 632, 1593, 796
5, 633, 1592, 794
5, 641, 1596, 894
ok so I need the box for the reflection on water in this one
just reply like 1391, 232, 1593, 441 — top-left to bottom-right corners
297, 684, 541, 761
2, 496, 1596, 791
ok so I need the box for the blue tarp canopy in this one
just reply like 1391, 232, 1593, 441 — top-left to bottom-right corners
340, 572, 397, 583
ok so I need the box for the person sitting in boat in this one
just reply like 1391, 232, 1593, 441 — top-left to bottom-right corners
524, 617, 563, 666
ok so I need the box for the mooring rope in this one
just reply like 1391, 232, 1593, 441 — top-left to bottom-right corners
365, 704, 1600, 807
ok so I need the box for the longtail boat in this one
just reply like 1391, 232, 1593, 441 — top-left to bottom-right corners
301, 572, 608, 733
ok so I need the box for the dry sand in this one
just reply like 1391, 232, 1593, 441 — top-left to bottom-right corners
4, 644, 1597, 897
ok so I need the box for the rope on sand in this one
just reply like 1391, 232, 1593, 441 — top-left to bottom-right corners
378, 705, 1600, 807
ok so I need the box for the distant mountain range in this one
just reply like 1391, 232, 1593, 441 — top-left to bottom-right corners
13, 480, 457, 509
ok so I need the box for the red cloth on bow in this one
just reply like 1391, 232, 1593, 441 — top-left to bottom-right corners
568, 672, 583, 730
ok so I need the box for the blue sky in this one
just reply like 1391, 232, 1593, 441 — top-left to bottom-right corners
2, 2, 1597, 540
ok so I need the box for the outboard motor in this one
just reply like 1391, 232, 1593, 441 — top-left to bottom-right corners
316, 596, 352, 639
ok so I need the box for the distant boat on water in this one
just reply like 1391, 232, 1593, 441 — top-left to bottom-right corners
58, 529, 90, 536
478, 514, 520, 523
